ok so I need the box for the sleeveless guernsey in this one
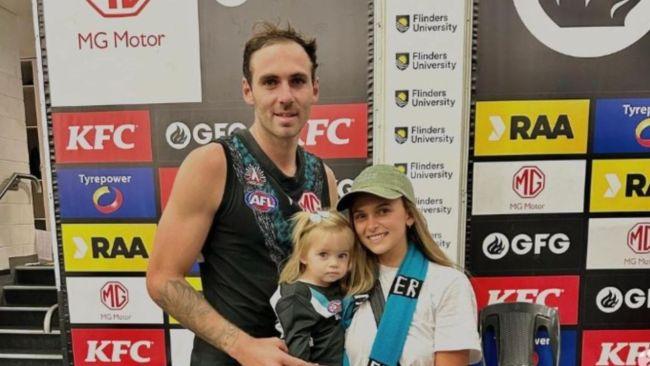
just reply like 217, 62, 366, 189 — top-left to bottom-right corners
190, 129, 330, 365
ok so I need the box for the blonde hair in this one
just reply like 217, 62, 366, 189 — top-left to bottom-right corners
279, 210, 375, 295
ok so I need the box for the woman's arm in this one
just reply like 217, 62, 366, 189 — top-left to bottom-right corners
434, 349, 470, 366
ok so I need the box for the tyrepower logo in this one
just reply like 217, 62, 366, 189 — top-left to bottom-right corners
57, 168, 156, 219
299, 103, 368, 159
582, 330, 650, 366
86, 0, 150, 18
72, 328, 165, 365
471, 275, 580, 324
62, 224, 155, 272
593, 99, 650, 154
513, 166, 545, 198
53, 111, 152, 163
591, 159, 650, 212
475, 100, 589, 156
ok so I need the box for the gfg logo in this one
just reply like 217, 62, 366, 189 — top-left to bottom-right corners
165, 121, 246, 150
513, 166, 545, 198
482, 232, 570, 260
87, 0, 150, 18
596, 286, 649, 313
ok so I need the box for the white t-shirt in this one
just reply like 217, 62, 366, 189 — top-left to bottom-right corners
345, 262, 482, 366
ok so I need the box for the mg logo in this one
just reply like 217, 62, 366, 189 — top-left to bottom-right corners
628, 223, 650, 254
87, 0, 150, 18
298, 192, 321, 213
101, 282, 128, 310
513, 166, 545, 198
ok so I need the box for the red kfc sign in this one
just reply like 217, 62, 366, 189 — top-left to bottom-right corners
158, 167, 178, 211
582, 330, 650, 366
471, 275, 580, 325
72, 329, 165, 365
87, 0, 150, 18
300, 104, 368, 159
53, 111, 152, 163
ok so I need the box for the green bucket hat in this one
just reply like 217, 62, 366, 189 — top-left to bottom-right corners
336, 164, 416, 211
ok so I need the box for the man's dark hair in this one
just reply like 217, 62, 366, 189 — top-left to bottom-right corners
243, 22, 318, 85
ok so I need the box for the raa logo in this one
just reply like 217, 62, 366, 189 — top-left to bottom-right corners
395, 53, 409, 71
395, 127, 408, 144
395, 90, 409, 108
73, 236, 149, 259
489, 114, 574, 141
396, 15, 410, 33
603, 173, 650, 198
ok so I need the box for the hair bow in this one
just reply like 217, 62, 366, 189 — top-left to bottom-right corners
309, 210, 331, 223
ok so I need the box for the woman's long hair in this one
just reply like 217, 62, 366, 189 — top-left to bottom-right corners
404, 200, 454, 268
278, 210, 375, 295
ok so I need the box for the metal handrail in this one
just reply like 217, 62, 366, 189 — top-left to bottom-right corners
43, 303, 58, 334
0, 173, 41, 201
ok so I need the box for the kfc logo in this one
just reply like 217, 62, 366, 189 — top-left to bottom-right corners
299, 104, 368, 159
100, 282, 128, 310
53, 111, 152, 163
87, 0, 150, 18
583, 330, 650, 366
472, 276, 579, 324
72, 329, 165, 365
628, 223, 650, 254
513, 166, 545, 198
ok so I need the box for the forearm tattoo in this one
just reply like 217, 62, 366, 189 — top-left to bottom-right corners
155, 279, 240, 352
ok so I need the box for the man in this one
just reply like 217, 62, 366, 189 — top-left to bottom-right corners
146, 23, 338, 366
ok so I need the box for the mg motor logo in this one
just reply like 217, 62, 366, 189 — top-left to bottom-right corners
87, 0, 150, 18
628, 223, 650, 254
101, 282, 128, 310
513, 166, 545, 198
298, 192, 321, 213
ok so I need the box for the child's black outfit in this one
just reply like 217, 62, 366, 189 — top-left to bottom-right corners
270, 281, 344, 366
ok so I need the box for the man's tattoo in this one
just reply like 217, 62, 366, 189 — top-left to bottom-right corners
155, 279, 240, 351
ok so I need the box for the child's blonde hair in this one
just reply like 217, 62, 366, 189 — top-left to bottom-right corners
279, 210, 375, 295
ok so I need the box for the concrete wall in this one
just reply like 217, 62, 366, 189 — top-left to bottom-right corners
0, 5, 35, 270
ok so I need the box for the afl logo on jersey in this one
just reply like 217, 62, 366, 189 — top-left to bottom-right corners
245, 190, 278, 213
298, 192, 322, 213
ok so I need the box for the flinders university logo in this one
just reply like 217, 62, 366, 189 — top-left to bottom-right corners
395, 127, 408, 144
395, 90, 409, 108
395, 53, 409, 70
396, 15, 410, 33
394, 163, 408, 175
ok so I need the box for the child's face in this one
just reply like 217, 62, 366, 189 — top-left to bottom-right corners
299, 231, 352, 287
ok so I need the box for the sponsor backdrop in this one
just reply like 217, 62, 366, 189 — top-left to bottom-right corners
39, 0, 371, 364
375, 0, 472, 261
470, 1, 650, 365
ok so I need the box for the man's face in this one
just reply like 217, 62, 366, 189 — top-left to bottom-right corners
242, 41, 319, 141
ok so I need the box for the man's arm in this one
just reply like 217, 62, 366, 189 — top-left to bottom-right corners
146, 143, 308, 366
324, 164, 338, 207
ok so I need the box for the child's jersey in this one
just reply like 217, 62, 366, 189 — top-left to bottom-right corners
270, 281, 344, 365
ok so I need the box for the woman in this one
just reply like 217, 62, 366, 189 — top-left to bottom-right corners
337, 165, 482, 366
